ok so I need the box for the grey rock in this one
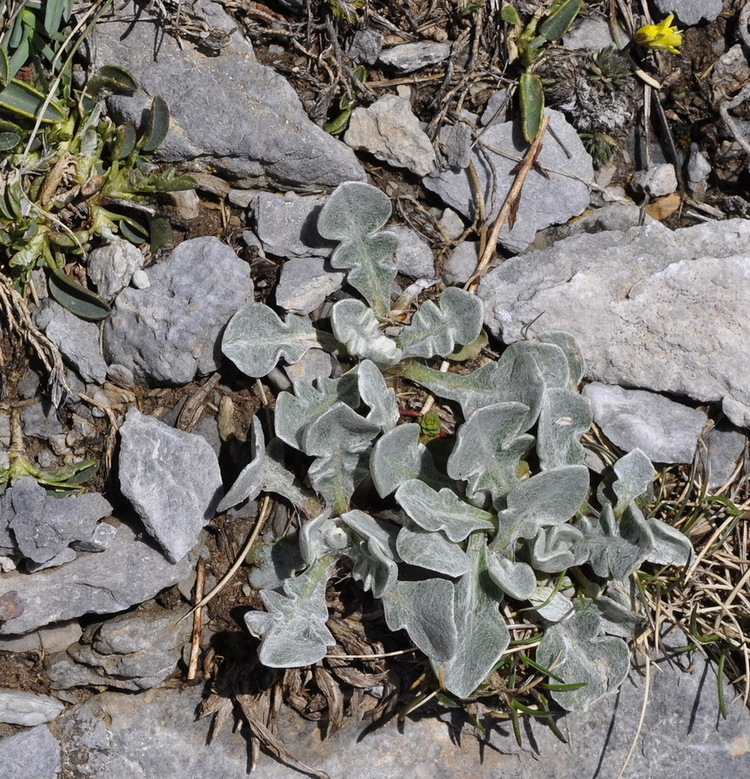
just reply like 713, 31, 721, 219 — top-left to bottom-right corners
86, 239, 144, 301
72, 521, 118, 553
478, 219, 750, 426
378, 41, 451, 74
275, 257, 345, 315
87, 4, 364, 190
654, 0, 723, 24
631, 163, 678, 197
390, 226, 435, 279
687, 142, 711, 196
702, 425, 746, 490
438, 123, 472, 169
563, 15, 617, 50
425, 109, 593, 253
283, 348, 337, 385
438, 208, 466, 239
34, 300, 108, 385
102, 237, 254, 385
16, 368, 40, 400
582, 383, 707, 463
349, 29, 384, 65
479, 89, 509, 126
46, 603, 190, 692
0, 414, 11, 448
129, 268, 150, 289
1, 478, 112, 567
0, 621, 82, 655
25, 547, 78, 573
443, 241, 478, 285
252, 192, 334, 259
0, 689, 64, 726
345, 94, 437, 176
52, 632, 750, 778
20, 399, 64, 440
0, 520, 193, 636
0, 725, 61, 779
118, 408, 223, 563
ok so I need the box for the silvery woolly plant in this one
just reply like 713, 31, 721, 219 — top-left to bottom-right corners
219, 181, 693, 711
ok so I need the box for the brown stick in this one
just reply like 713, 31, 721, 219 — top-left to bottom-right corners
187, 558, 205, 680
464, 114, 550, 294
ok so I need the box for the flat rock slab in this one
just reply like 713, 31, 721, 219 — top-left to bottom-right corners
50, 636, 750, 778
0, 725, 61, 779
87, 2, 364, 189
102, 236, 254, 385
118, 408, 223, 563
424, 109, 593, 253
0, 521, 193, 636
479, 219, 750, 426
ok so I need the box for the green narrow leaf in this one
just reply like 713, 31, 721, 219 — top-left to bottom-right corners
539, 0, 582, 42
140, 95, 170, 152
0, 47, 10, 86
47, 265, 111, 321
44, 0, 66, 35
520, 72, 544, 143
0, 131, 20, 151
0, 79, 66, 123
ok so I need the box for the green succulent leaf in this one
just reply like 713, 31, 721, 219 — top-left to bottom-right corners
433, 532, 511, 699
47, 266, 111, 321
0, 79, 66, 123
398, 287, 484, 359
222, 303, 320, 378
520, 72, 544, 143
140, 95, 170, 152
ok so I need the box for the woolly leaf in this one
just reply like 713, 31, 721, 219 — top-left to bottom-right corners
275, 373, 360, 451
598, 448, 655, 517
245, 554, 337, 668
536, 601, 630, 711
434, 533, 511, 699
646, 517, 693, 567
492, 465, 589, 553
358, 359, 399, 431
369, 424, 449, 497
486, 552, 537, 600
382, 578, 457, 662
396, 524, 471, 577
530, 524, 584, 573
398, 287, 483, 359
317, 182, 398, 316
331, 299, 402, 365
537, 388, 592, 470
299, 512, 350, 566
303, 403, 380, 514
395, 479, 495, 542
340, 510, 400, 598
222, 303, 319, 378
447, 402, 534, 505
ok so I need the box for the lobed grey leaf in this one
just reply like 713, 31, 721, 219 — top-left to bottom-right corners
530, 524, 584, 573
331, 299, 402, 365
433, 532, 511, 699
536, 601, 630, 711
528, 582, 575, 622
394, 479, 495, 542
492, 465, 590, 553
538, 331, 585, 385
573, 503, 652, 580
216, 415, 266, 512
340, 509, 400, 598
369, 423, 449, 497
396, 524, 471, 577
486, 551, 537, 600
382, 578, 457, 662
303, 403, 381, 514
317, 182, 398, 316
646, 517, 693, 567
398, 287, 483, 359
222, 302, 319, 378
598, 448, 655, 517
275, 373, 360, 451
299, 512, 350, 566
357, 359, 400, 431
537, 387, 592, 470
245, 554, 337, 668
447, 402, 534, 505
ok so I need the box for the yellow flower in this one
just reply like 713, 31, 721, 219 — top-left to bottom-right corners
635, 14, 683, 54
